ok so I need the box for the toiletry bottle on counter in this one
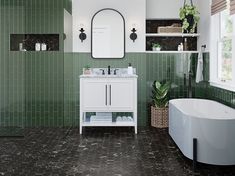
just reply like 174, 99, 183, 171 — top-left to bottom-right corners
128, 63, 133, 75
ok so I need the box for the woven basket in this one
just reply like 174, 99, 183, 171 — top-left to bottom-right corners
158, 26, 182, 33
151, 106, 168, 128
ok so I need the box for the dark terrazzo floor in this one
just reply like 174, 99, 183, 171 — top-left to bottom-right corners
0, 127, 235, 176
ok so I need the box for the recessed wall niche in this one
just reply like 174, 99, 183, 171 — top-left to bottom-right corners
10, 34, 60, 51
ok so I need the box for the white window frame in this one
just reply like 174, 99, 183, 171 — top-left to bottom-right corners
210, 10, 235, 92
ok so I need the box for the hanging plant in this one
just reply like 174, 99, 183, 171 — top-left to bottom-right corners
179, 0, 200, 33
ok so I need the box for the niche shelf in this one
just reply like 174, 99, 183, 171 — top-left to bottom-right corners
146, 19, 198, 52
10, 34, 60, 51
146, 33, 200, 37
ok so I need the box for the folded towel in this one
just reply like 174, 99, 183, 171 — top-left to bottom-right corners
196, 51, 204, 83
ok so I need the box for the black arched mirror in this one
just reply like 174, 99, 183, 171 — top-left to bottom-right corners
91, 8, 125, 59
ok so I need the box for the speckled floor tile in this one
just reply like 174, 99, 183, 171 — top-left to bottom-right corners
0, 127, 235, 176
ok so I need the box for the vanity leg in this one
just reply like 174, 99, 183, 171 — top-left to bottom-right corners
134, 111, 137, 134
80, 111, 83, 134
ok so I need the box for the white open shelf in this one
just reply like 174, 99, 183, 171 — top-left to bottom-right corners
146, 33, 200, 37
146, 51, 199, 53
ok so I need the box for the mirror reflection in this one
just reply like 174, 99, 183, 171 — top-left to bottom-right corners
91, 9, 125, 59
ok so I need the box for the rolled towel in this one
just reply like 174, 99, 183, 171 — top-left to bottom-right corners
196, 51, 204, 83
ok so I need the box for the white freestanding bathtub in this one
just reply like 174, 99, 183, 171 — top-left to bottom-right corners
169, 99, 235, 165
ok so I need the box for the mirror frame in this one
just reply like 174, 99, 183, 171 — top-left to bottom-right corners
91, 8, 126, 59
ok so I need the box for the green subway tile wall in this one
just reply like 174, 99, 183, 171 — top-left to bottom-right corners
0, 0, 70, 131
195, 53, 235, 108
0, 1, 26, 130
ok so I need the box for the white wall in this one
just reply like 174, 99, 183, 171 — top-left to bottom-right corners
197, 0, 211, 52
146, 0, 200, 19
146, 0, 184, 19
72, 0, 146, 53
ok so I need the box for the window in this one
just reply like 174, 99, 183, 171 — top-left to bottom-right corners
219, 10, 232, 81
210, 9, 235, 91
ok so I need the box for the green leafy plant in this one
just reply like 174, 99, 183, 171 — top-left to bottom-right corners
84, 65, 90, 70
152, 81, 171, 108
179, 4, 200, 33
152, 43, 161, 48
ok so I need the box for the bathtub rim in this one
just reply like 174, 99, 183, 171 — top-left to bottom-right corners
169, 98, 235, 120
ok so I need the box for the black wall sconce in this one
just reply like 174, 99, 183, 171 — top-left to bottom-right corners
130, 28, 137, 42
79, 28, 87, 42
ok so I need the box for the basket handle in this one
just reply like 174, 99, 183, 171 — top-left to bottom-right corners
184, 0, 193, 6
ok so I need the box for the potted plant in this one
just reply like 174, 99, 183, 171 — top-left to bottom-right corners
151, 81, 171, 128
152, 43, 161, 51
83, 65, 92, 75
179, 1, 200, 33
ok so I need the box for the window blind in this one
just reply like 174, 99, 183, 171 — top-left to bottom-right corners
211, 0, 227, 15
230, 0, 235, 15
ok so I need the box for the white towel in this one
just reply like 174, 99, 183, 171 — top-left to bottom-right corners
196, 51, 204, 83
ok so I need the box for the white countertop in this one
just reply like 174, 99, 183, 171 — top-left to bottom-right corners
80, 74, 138, 78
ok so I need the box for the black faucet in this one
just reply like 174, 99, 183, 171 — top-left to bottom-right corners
108, 65, 111, 75
114, 69, 119, 75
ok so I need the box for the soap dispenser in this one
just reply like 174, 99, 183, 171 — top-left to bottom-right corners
128, 63, 133, 75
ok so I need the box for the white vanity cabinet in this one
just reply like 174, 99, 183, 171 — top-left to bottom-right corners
80, 76, 137, 134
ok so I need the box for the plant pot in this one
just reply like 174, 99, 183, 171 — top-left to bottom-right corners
184, 14, 195, 33
152, 47, 161, 51
84, 69, 91, 75
151, 106, 168, 128
156, 47, 161, 51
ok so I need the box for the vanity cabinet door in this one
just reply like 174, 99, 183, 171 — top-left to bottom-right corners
108, 79, 136, 111
81, 79, 108, 111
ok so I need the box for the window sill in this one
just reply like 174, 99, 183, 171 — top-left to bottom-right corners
210, 81, 235, 92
